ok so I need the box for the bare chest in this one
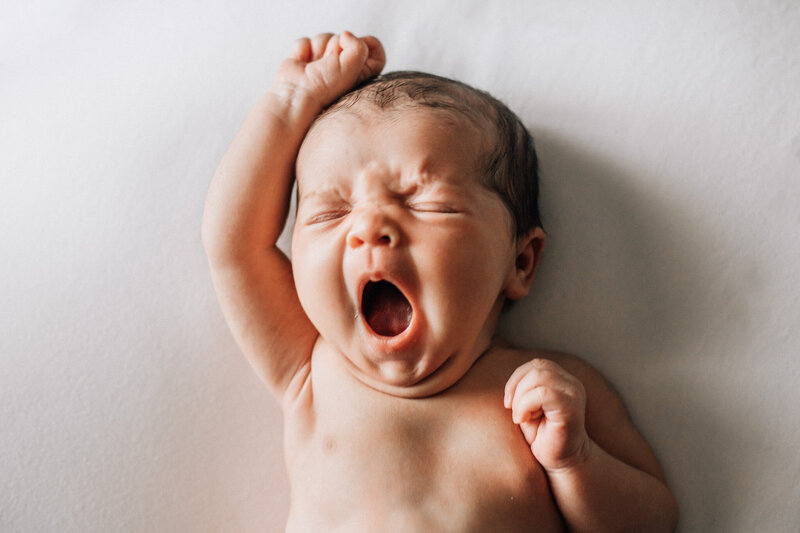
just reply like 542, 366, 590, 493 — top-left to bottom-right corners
283, 354, 564, 532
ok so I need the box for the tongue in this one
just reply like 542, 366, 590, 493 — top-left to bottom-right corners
363, 281, 412, 337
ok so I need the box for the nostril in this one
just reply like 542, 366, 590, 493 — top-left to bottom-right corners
347, 212, 400, 248
348, 233, 364, 248
379, 224, 400, 247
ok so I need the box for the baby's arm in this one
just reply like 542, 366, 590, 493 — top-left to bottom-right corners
202, 32, 385, 402
505, 356, 679, 531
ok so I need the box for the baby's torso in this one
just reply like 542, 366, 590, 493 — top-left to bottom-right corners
282, 344, 565, 532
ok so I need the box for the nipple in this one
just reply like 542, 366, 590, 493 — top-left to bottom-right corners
361, 280, 412, 337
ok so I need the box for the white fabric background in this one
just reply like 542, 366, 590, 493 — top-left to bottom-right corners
2, 1, 799, 531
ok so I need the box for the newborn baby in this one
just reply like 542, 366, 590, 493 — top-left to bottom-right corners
202, 31, 678, 532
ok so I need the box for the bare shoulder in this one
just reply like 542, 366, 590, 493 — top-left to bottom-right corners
496, 343, 666, 481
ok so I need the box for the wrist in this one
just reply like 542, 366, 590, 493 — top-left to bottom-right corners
544, 435, 595, 477
264, 81, 326, 124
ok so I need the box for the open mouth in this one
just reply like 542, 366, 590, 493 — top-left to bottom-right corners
361, 280, 413, 337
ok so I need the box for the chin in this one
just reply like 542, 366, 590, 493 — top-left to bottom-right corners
356, 350, 465, 398
377, 360, 429, 387
355, 347, 427, 387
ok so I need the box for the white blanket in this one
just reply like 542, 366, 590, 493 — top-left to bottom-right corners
2, 1, 798, 531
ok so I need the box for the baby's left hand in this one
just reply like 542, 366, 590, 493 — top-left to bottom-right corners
504, 358, 591, 473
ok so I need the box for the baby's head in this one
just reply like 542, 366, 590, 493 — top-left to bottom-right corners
292, 72, 545, 396
312, 71, 542, 241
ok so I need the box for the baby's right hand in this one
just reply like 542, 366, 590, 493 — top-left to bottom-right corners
273, 31, 385, 111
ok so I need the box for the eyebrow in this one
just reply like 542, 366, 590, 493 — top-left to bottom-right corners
400, 157, 450, 191
296, 183, 344, 203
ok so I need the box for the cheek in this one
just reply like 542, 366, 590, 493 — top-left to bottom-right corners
422, 226, 512, 312
292, 235, 339, 310
291, 230, 357, 339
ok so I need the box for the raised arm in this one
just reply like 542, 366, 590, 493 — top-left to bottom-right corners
505, 354, 679, 531
201, 32, 385, 402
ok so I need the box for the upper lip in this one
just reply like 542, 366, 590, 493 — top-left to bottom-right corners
353, 247, 409, 306
356, 270, 417, 338
357, 270, 406, 310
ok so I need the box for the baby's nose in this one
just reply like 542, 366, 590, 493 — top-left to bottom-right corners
347, 209, 400, 249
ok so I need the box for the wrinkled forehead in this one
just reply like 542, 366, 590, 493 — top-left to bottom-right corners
315, 93, 496, 139
297, 103, 493, 189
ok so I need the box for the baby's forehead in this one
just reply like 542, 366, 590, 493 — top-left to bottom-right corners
296, 106, 497, 202
308, 102, 495, 159
309, 105, 487, 162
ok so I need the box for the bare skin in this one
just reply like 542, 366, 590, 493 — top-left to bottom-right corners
202, 32, 678, 532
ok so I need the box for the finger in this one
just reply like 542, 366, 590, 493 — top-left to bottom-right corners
337, 31, 369, 76
510, 362, 579, 420
519, 416, 539, 445
361, 35, 385, 62
291, 37, 312, 62
511, 385, 546, 424
513, 384, 576, 426
338, 31, 367, 58
515, 365, 573, 400
505, 358, 578, 408
505, 361, 532, 408
323, 33, 342, 57
310, 33, 334, 60
338, 30, 359, 48
359, 35, 386, 78
514, 379, 585, 428
505, 358, 548, 408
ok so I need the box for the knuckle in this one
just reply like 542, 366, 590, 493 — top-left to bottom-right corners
530, 358, 556, 374
522, 359, 544, 374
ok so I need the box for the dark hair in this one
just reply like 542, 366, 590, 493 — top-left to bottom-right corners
315, 71, 542, 239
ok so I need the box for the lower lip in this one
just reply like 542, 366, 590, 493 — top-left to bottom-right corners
361, 312, 420, 352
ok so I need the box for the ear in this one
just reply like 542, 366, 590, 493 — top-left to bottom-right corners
503, 227, 546, 301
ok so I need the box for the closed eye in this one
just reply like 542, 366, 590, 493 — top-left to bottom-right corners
407, 202, 459, 214
306, 208, 351, 225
